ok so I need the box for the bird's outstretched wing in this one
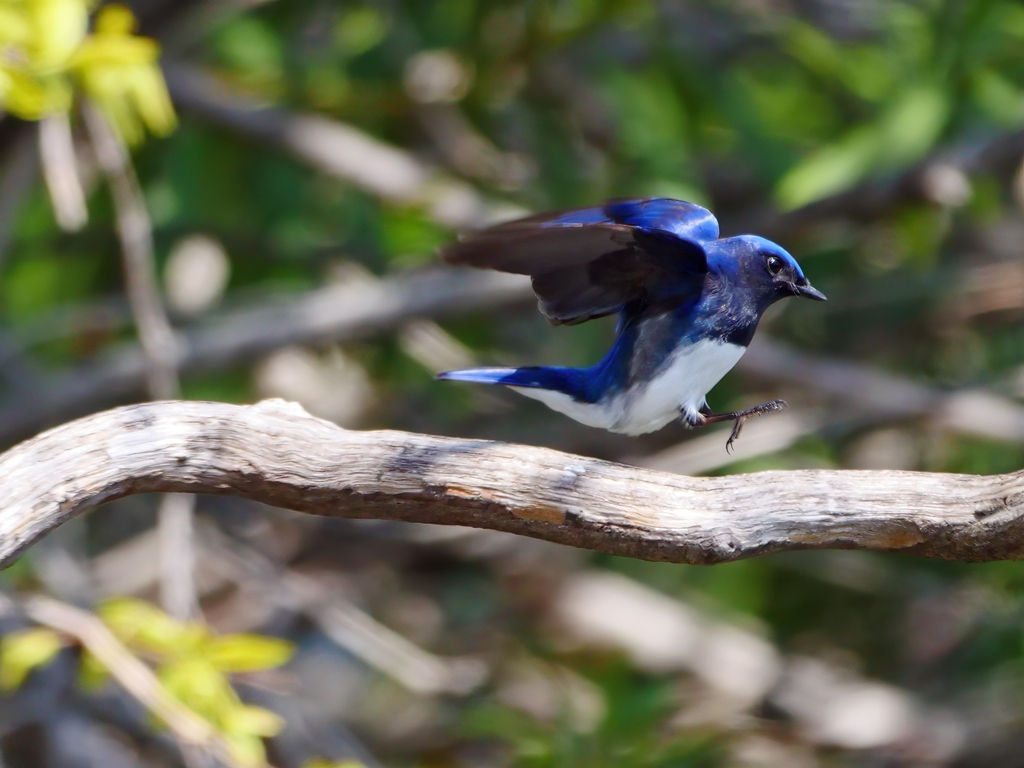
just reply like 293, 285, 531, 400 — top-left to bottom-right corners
440, 198, 717, 325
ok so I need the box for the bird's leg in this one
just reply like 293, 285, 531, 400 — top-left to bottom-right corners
694, 399, 788, 453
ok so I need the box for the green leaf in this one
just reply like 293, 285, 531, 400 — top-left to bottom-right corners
0, 628, 63, 690
213, 15, 283, 98
876, 84, 949, 166
784, 21, 845, 79
605, 70, 689, 169
334, 7, 388, 57
204, 634, 294, 673
972, 69, 1023, 127
380, 206, 450, 265
774, 126, 879, 210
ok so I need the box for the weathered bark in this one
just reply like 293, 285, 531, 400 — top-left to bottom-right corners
1, 399, 1023, 568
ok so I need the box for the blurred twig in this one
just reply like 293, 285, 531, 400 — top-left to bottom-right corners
23, 595, 252, 768
4, 399, 1024, 567
552, 570, 963, 757
96, 519, 490, 696
0, 265, 1022, 453
281, 569, 487, 696
83, 103, 198, 622
83, 104, 180, 403
38, 113, 88, 233
161, 55, 1024, 240
0, 267, 531, 444
163, 62, 500, 229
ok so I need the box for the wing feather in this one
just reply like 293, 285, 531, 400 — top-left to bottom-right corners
440, 198, 716, 325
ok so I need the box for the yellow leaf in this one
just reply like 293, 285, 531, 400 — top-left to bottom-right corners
99, 597, 203, 658
0, 68, 72, 119
64, 2, 176, 144
225, 731, 268, 768
205, 634, 294, 673
72, 35, 158, 68
0, 66, 12, 100
223, 704, 285, 737
27, 0, 89, 71
0, 627, 63, 690
158, 657, 240, 725
94, 3, 135, 36
0, 6, 30, 46
73, 43, 176, 143
125, 64, 176, 136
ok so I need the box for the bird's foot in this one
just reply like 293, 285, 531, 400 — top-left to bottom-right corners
725, 399, 787, 453
699, 399, 788, 453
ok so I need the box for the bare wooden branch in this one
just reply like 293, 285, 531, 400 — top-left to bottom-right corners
2, 399, 1024, 569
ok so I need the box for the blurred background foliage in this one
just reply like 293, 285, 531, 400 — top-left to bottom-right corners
4, 0, 1024, 766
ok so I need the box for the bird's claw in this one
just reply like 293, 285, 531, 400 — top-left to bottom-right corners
724, 399, 787, 453
726, 419, 744, 454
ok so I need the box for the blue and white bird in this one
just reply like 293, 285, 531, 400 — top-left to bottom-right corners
437, 198, 826, 450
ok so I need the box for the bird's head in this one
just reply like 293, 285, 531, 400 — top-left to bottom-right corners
710, 235, 826, 310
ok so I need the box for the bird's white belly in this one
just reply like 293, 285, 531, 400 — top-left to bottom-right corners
511, 340, 747, 436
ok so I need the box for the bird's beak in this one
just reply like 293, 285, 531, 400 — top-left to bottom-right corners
794, 281, 827, 301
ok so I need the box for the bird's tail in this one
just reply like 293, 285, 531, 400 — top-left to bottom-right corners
436, 367, 522, 386
437, 366, 588, 397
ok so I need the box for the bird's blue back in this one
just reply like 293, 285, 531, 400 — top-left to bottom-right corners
540, 198, 720, 244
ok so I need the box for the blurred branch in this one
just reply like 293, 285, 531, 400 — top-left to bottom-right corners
38, 113, 88, 232
413, 103, 530, 189
83, 103, 198, 622
552, 570, 962, 757
23, 595, 251, 768
0, 267, 530, 444
198, 524, 489, 696
83, 103, 180, 403
3, 399, 1024, 569
88, 516, 488, 695
741, 336, 1024, 441
1, 262, 1023, 455
163, 62, 498, 229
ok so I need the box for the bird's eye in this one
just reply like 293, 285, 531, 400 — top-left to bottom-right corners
766, 255, 784, 275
